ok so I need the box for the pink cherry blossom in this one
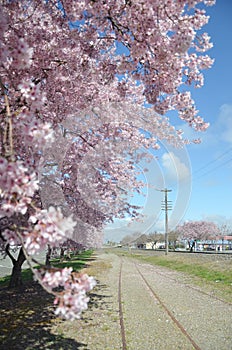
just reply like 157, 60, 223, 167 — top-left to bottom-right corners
0, 158, 38, 216
23, 207, 76, 255
176, 220, 219, 241
35, 268, 96, 320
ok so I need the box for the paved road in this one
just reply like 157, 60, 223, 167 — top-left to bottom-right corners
0, 251, 46, 278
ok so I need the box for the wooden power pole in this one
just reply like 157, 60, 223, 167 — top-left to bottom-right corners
161, 188, 172, 255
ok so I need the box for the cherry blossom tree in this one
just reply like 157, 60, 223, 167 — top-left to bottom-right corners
58, 239, 85, 262
176, 220, 219, 251
120, 231, 142, 246
218, 224, 232, 237
0, 0, 215, 319
45, 239, 85, 266
0, 214, 29, 287
168, 231, 181, 250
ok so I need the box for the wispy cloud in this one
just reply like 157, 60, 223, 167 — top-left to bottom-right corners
175, 103, 232, 149
217, 104, 232, 144
161, 152, 191, 183
201, 214, 232, 230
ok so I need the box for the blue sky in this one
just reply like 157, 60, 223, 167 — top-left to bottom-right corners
104, 0, 232, 242
183, 0, 232, 223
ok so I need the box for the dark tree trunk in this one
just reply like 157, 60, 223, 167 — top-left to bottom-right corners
8, 247, 26, 288
45, 245, 52, 266
173, 240, 177, 251
60, 247, 65, 261
189, 240, 195, 253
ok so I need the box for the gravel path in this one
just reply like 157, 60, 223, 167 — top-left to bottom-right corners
135, 265, 232, 350
52, 251, 232, 350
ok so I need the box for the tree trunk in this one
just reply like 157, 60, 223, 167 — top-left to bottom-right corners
60, 247, 65, 261
9, 247, 26, 288
45, 245, 52, 266
173, 241, 176, 251
189, 240, 195, 253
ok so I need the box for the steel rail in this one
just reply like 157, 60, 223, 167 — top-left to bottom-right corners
118, 260, 127, 350
141, 264, 232, 306
135, 262, 203, 350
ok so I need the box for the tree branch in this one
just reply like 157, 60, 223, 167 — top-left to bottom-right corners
5, 243, 16, 265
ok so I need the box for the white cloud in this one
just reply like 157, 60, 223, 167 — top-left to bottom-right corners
161, 152, 191, 183
217, 104, 232, 144
201, 214, 232, 229
175, 103, 232, 148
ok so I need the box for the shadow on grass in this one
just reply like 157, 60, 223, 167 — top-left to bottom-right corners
50, 259, 88, 271
0, 282, 89, 350
0, 251, 115, 349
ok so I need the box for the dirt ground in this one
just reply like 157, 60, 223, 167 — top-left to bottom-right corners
0, 250, 231, 350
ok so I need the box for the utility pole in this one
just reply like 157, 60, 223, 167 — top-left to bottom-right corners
161, 188, 172, 255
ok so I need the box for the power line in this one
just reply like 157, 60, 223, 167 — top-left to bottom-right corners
193, 156, 232, 182
192, 146, 232, 176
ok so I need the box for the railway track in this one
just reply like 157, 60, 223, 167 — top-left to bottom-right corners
136, 261, 232, 307
117, 256, 232, 350
135, 248, 232, 258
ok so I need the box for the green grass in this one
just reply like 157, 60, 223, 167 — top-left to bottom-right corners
0, 268, 34, 287
0, 274, 11, 287
0, 250, 94, 288
138, 255, 232, 286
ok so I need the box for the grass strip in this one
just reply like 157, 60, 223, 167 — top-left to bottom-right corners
0, 250, 94, 287
137, 255, 232, 286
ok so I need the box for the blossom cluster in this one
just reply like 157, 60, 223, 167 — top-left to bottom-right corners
18, 80, 47, 112
24, 207, 76, 255
0, 158, 38, 216
35, 268, 96, 320
176, 220, 219, 240
2, 228, 21, 246
12, 38, 34, 70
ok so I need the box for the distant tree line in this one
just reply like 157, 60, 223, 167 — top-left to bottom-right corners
119, 222, 232, 251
